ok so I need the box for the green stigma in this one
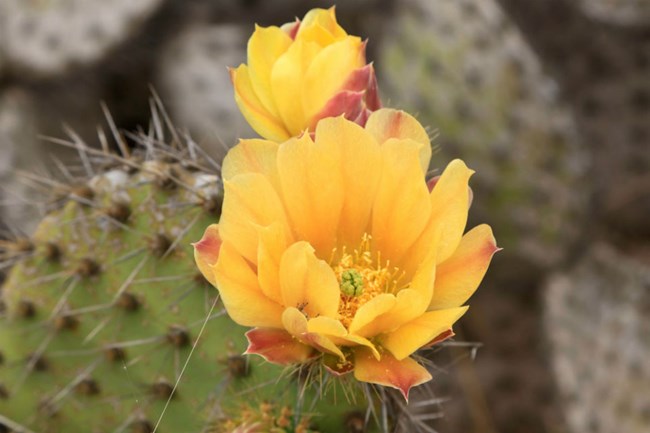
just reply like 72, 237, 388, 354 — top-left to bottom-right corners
340, 269, 364, 297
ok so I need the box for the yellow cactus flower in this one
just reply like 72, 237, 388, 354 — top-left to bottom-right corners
230, 7, 381, 142
194, 109, 498, 399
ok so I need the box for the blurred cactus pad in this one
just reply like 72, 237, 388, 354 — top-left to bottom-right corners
378, 0, 589, 270
0, 106, 379, 433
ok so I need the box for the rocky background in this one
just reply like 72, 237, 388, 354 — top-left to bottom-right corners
0, 0, 648, 432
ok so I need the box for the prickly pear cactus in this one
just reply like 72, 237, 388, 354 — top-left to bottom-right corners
0, 114, 378, 433
544, 244, 650, 433
1, 0, 163, 75
378, 0, 588, 270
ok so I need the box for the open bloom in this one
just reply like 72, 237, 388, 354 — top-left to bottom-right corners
194, 109, 498, 399
230, 7, 381, 142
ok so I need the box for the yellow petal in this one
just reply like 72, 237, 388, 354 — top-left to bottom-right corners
401, 159, 474, 276
428, 159, 474, 263
222, 138, 279, 185
314, 116, 381, 247
430, 224, 499, 309
231, 65, 290, 142
282, 307, 344, 360
192, 224, 221, 286
381, 306, 468, 360
257, 222, 293, 304
308, 316, 380, 359
366, 109, 431, 173
351, 289, 423, 338
247, 25, 292, 117
214, 242, 284, 328
270, 40, 320, 135
219, 173, 289, 265
349, 293, 396, 335
277, 133, 344, 256
354, 348, 432, 401
303, 37, 365, 122
297, 7, 347, 42
279, 242, 340, 318
371, 138, 431, 265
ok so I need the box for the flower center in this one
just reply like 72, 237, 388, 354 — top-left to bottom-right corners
331, 234, 404, 328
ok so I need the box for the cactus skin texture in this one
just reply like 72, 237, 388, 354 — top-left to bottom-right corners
0, 114, 377, 433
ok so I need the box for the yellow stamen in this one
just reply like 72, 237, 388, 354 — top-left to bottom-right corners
332, 234, 405, 328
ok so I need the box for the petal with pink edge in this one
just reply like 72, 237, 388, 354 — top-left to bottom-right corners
192, 224, 221, 286
245, 328, 313, 365
354, 348, 432, 401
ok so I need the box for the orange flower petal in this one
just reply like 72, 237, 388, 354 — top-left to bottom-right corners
277, 133, 344, 256
247, 25, 292, 118
257, 223, 292, 304
308, 316, 380, 360
219, 173, 289, 265
245, 327, 314, 365
380, 306, 468, 360
221, 138, 279, 185
349, 293, 396, 335
354, 347, 432, 401
352, 289, 425, 339
297, 7, 347, 42
314, 116, 381, 248
366, 109, 431, 173
282, 308, 344, 360
192, 224, 221, 286
279, 242, 340, 318
303, 37, 365, 122
215, 242, 284, 328
430, 224, 499, 309
371, 138, 431, 264
401, 159, 474, 277
270, 40, 320, 135
230, 65, 290, 142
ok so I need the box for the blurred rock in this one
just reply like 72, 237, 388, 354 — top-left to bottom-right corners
0, 0, 164, 77
378, 0, 589, 273
0, 89, 44, 234
544, 244, 650, 433
578, 0, 650, 27
157, 23, 254, 152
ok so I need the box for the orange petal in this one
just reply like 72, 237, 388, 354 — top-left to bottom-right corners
381, 307, 468, 360
245, 328, 313, 365
314, 116, 381, 247
215, 242, 284, 327
192, 224, 221, 286
277, 133, 344, 256
349, 293, 396, 335
430, 224, 499, 309
303, 37, 365, 121
401, 159, 474, 277
351, 289, 424, 339
270, 40, 320, 135
371, 138, 431, 265
230, 65, 290, 142
297, 7, 347, 42
247, 25, 292, 118
221, 138, 279, 185
308, 316, 380, 360
279, 242, 340, 318
353, 348, 432, 401
257, 223, 292, 304
365, 109, 431, 173
282, 308, 344, 359
219, 173, 289, 265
